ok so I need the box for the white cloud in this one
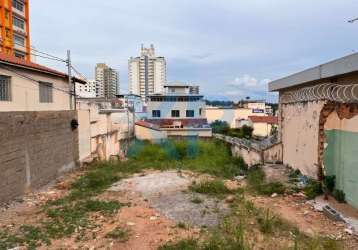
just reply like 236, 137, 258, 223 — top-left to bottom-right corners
228, 74, 271, 90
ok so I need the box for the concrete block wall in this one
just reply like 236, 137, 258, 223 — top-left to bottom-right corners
0, 111, 79, 203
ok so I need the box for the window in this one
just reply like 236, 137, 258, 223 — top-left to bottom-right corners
12, 0, 24, 12
5, 29, 10, 39
171, 110, 180, 117
13, 16, 25, 29
5, 10, 9, 20
39, 82, 53, 103
186, 110, 194, 117
14, 50, 25, 59
0, 75, 11, 101
14, 34, 25, 46
152, 110, 161, 118
199, 108, 202, 116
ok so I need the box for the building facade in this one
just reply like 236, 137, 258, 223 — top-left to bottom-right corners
143, 84, 211, 138
76, 79, 96, 98
129, 44, 166, 101
0, 53, 85, 111
0, 0, 30, 61
269, 52, 358, 208
95, 63, 119, 99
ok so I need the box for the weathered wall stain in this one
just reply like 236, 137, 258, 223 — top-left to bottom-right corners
0, 111, 79, 203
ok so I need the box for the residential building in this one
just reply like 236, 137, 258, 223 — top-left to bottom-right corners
248, 116, 278, 137
205, 106, 267, 128
95, 63, 119, 98
139, 84, 212, 138
269, 52, 358, 208
0, 0, 30, 61
129, 44, 166, 101
0, 53, 85, 111
77, 98, 134, 161
76, 79, 96, 98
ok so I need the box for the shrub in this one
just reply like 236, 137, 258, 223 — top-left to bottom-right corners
106, 227, 130, 242
333, 190, 346, 203
257, 182, 286, 196
303, 180, 323, 199
190, 179, 232, 196
210, 120, 230, 134
159, 239, 199, 250
323, 176, 335, 193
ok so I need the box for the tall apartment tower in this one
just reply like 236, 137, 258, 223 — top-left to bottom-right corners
95, 63, 119, 99
129, 44, 166, 101
0, 0, 30, 60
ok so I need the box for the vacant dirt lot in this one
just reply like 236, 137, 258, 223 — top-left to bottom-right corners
0, 168, 357, 249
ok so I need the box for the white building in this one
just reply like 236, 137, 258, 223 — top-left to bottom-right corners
95, 63, 119, 98
141, 84, 212, 138
129, 44, 166, 101
76, 80, 96, 98
147, 85, 205, 120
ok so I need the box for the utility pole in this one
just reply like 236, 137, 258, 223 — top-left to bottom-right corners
67, 50, 73, 110
348, 17, 358, 23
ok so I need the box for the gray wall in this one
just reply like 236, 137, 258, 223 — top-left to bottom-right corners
0, 111, 79, 203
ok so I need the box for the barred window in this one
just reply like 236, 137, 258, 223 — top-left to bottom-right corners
39, 82, 53, 103
152, 110, 161, 118
171, 110, 180, 117
0, 75, 11, 101
13, 16, 25, 29
12, 0, 24, 12
186, 110, 194, 117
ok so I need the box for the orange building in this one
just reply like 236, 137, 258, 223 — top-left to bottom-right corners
0, 0, 30, 61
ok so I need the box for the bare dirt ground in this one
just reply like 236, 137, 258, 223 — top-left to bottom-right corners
1, 167, 358, 249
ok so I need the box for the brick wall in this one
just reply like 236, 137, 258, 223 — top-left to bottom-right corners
0, 111, 79, 203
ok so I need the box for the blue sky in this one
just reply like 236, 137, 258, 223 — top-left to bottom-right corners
30, 0, 358, 102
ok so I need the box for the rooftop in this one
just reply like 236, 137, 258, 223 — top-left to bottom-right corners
0, 53, 86, 84
249, 116, 278, 124
269, 52, 358, 91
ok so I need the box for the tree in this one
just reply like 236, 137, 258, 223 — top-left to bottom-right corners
210, 120, 230, 134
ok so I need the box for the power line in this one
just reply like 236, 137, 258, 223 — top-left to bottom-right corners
10, 40, 67, 62
348, 17, 358, 23
0, 64, 77, 97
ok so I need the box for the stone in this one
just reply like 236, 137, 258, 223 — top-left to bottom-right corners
150, 216, 157, 221
225, 195, 235, 203
127, 222, 136, 226
271, 193, 278, 198
345, 228, 353, 235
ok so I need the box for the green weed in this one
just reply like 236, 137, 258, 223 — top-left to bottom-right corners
106, 227, 130, 242
190, 179, 232, 196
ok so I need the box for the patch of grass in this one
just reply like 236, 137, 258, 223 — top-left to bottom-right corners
333, 189, 346, 203
177, 222, 187, 229
293, 233, 343, 250
190, 179, 232, 196
190, 196, 203, 204
303, 179, 322, 199
256, 209, 280, 234
247, 168, 286, 196
257, 182, 286, 196
247, 167, 265, 186
106, 227, 130, 242
159, 238, 199, 250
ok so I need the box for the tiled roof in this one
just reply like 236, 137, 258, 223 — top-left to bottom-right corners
0, 53, 86, 84
146, 118, 209, 128
135, 120, 161, 131
248, 116, 278, 124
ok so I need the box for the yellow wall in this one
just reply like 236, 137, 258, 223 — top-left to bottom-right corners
252, 122, 273, 137
135, 125, 167, 141
205, 107, 266, 128
0, 67, 71, 111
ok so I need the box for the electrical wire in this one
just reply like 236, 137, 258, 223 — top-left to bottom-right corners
11, 40, 67, 62
0, 64, 77, 97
